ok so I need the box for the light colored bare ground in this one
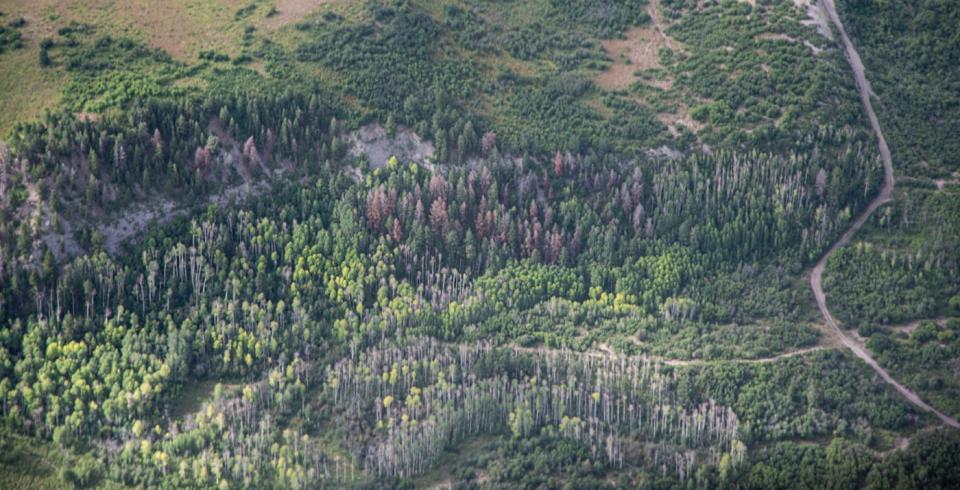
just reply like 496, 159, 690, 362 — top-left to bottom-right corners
208, 117, 259, 183
475, 472, 489, 486
596, 25, 672, 91
597, 343, 616, 357
757, 33, 796, 42
643, 0, 706, 136
660, 345, 828, 367
896, 176, 959, 191
646, 0, 680, 48
41, 178, 270, 259
633, 320, 838, 365
793, 0, 834, 40
877, 426, 948, 457
894, 436, 910, 451
590, 22, 701, 136
515, 343, 829, 368
248, 60, 269, 75
41, 118, 269, 260
586, 98, 615, 118
658, 109, 704, 136
40, 122, 430, 260
933, 179, 959, 190
74, 112, 99, 123
803, 39, 824, 55
21, 176, 42, 217
893, 320, 923, 335
261, 0, 342, 30
755, 32, 823, 55
347, 124, 435, 170
887, 317, 948, 335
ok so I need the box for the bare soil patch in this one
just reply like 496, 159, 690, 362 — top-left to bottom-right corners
793, 0, 834, 40
261, 0, 341, 30
646, 0, 677, 40
596, 25, 672, 91
890, 318, 948, 335
657, 107, 704, 136
641, 0, 706, 135
74, 112, 99, 123
347, 124, 435, 169
756, 32, 796, 42
932, 179, 959, 190
755, 32, 823, 55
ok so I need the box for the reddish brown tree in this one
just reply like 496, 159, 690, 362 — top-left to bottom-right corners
391, 218, 403, 243
481, 132, 497, 155
429, 197, 448, 233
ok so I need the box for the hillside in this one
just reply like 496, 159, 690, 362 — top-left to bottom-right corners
0, 0, 958, 488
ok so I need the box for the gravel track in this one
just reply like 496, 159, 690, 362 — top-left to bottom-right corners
810, 0, 959, 429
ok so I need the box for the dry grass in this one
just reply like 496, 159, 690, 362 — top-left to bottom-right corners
261, 0, 345, 30
591, 0, 705, 137
592, 0, 707, 137
2, 0, 256, 60
0, 0, 357, 136
0, 0, 245, 135
756, 32, 796, 42
595, 25, 672, 91
0, 432, 69, 490
756, 32, 823, 55
0, 42, 65, 136
585, 97, 615, 118
657, 107, 704, 136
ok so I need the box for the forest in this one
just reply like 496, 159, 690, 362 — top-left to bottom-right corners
0, 0, 957, 488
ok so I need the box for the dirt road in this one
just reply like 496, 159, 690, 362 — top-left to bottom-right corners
810, 0, 959, 428
519, 343, 827, 368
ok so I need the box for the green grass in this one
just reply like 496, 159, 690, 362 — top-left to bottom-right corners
824, 185, 960, 328
0, 36, 65, 137
825, 185, 960, 419
169, 379, 243, 419
412, 434, 498, 487
863, 318, 960, 419
0, 0, 323, 136
0, 432, 70, 490
0, 0, 861, 153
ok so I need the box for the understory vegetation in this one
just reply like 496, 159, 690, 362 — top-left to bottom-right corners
825, 184, 960, 420
0, 13, 25, 55
840, 0, 960, 178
